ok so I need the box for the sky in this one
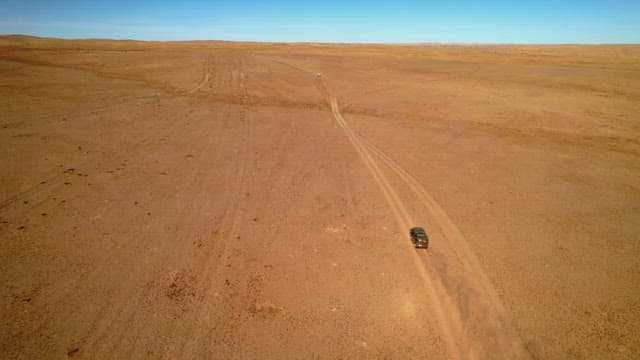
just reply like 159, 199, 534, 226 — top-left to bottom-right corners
0, 1, 638, 43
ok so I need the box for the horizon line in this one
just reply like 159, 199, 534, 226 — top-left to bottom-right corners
2, 34, 639, 46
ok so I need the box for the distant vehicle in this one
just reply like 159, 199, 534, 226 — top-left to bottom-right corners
316, 73, 321, 78
410, 227, 429, 249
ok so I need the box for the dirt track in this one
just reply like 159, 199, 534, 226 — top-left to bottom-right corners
1, 36, 639, 359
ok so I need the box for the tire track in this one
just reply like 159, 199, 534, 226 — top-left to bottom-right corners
82, 96, 235, 357
319, 76, 528, 359
163, 62, 253, 358
189, 67, 253, 355
328, 92, 464, 359
33, 57, 231, 357
360, 134, 507, 311
359, 135, 528, 359
188, 71, 210, 94
188, 59, 212, 94
109, 57, 248, 358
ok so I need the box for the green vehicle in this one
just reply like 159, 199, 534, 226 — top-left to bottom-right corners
410, 227, 429, 249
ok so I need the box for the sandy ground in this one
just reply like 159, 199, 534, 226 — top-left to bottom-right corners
1, 35, 639, 359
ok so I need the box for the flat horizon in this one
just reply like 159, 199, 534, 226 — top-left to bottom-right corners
2, 34, 638, 46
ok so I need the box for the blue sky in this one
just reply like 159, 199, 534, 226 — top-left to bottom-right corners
0, 1, 638, 43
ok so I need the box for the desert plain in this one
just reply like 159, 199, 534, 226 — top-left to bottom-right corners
1, 35, 639, 359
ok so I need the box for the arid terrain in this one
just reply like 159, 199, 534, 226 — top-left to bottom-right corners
1, 35, 639, 359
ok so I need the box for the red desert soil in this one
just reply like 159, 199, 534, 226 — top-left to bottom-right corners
1, 35, 639, 359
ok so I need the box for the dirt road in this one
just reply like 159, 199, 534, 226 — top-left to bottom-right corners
1, 36, 639, 359
321, 77, 527, 358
